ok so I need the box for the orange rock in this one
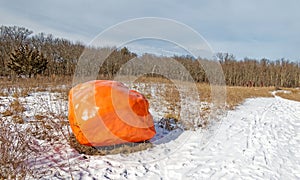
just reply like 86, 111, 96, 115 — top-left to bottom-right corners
68, 80, 156, 146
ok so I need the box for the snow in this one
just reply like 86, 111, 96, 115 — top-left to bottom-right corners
181, 97, 300, 179
0, 91, 68, 121
63, 96, 298, 179
0, 88, 300, 179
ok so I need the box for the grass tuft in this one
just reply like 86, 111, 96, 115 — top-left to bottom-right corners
69, 134, 153, 156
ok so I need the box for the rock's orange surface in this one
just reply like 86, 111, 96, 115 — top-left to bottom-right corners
68, 80, 156, 146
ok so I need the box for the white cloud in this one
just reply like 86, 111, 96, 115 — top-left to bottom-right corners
0, 6, 91, 43
0, 0, 299, 60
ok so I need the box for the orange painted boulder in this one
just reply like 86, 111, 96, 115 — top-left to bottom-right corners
68, 80, 156, 146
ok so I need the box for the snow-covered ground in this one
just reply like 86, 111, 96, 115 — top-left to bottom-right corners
60, 95, 299, 179
1, 88, 300, 179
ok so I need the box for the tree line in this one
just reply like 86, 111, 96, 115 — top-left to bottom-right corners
0, 25, 299, 87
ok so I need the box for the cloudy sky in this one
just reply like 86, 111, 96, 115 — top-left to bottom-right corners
0, 0, 299, 60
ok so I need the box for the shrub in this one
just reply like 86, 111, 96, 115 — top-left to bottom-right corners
8, 44, 48, 78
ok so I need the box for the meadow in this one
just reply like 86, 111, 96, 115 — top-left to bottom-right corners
1, 76, 298, 178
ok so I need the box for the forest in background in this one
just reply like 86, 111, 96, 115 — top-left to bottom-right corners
0, 25, 299, 87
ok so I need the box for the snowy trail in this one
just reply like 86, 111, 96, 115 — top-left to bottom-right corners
28, 95, 300, 179
178, 97, 300, 179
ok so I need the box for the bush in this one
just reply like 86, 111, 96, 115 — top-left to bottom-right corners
8, 44, 48, 78
0, 122, 34, 179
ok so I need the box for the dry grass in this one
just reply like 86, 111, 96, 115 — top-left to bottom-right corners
69, 134, 153, 156
131, 76, 174, 84
0, 79, 72, 178
0, 122, 35, 179
1, 98, 26, 123
0, 75, 296, 177
226, 86, 274, 109
276, 88, 300, 102
0, 75, 72, 87
196, 83, 274, 109
0, 118, 71, 178
0, 77, 156, 173
130, 76, 276, 129
133, 76, 275, 109
196, 83, 212, 102
0, 76, 72, 100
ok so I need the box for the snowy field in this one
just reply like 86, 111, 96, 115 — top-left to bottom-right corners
0, 86, 299, 179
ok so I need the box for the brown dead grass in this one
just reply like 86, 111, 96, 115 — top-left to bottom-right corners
134, 76, 182, 117
130, 77, 275, 130
276, 88, 300, 102
134, 77, 274, 109
0, 76, 72, 87
0, 81, 72, 178
0, 122, 35, 179
133, 76, 174, 84
1, 98, 26, 123
0, 76, 293, 160
0, 76, 72, 98
69, 134, 153, 156
226, 86, 274, 109
196, 83, 212, 102
190, 83, 274, 109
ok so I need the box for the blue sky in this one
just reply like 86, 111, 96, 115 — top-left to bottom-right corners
0, 0, 299, 61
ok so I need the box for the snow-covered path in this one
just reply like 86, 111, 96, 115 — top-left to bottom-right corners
93, 96, 294, 179
169, 96, 300, 179
26, 95, 300, 179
